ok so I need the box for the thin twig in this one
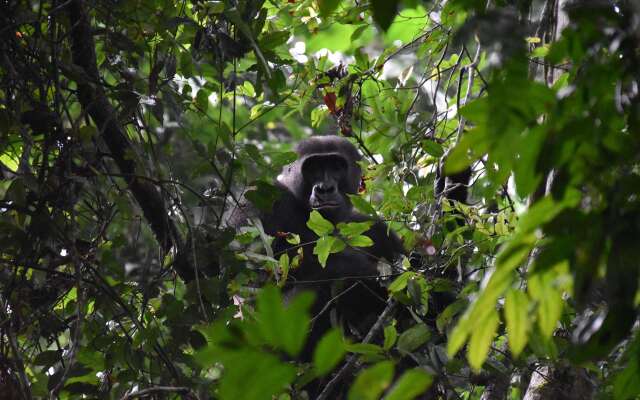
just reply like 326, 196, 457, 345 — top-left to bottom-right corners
120, 386, 198, 400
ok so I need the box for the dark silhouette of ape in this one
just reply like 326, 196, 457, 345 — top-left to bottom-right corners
233, 135, 403, 359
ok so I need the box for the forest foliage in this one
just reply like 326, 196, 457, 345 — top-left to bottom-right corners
1, 0, 639, 399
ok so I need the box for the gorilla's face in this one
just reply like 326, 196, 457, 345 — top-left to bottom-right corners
301, 154, 351, 222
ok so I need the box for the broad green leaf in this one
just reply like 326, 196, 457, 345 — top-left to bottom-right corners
256, 286, 313, 356
384, 369, 433, 400
347, 234, 373, 248
531, 45, 549, 58
421, 140, 444, 157
337, 221, 374, 237
311, 105, 329, 128
33, 350, 61, 367
370, 0, 400, 31
217, 349, 296, 400
348, 194, 377, 216
205, 1, 224, 13
307, 210, 334, 236
348, 361, 394, 400
504, 288, 530, 357
314, 329, 346, 375
467, 308, 499, 371
436, 299, 467, 333
512, 126, 545, 197
385, 6, 429, 44
450, 233, 536, 358
613, 335, 640, 399
330, 237, 347, 253
529, 272, 564, 338
388, 272, 413, 293
195, 89, 210, 111
318, 0, 341, 17
270, 151, 298, 167
397, 324, 431, 353
259, 31, 290, 50
517, 196, 566, 233
286, 233, 301, 245
314, 236, 336, 267
383, 325, 398, 350
614, 359, 640, 400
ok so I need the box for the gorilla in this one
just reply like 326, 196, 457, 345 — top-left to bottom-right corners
233, 135, 403, 359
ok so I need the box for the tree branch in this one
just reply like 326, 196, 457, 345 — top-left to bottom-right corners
66, 0, 189, 276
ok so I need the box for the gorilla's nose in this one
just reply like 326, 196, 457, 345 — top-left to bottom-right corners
316, 182, 336, 194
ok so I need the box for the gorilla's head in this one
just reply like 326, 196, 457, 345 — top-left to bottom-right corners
278, 136, 362, 222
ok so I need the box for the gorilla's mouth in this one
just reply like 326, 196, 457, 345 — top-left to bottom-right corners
312, 203, 340, 209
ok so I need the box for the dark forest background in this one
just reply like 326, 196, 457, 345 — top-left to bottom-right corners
1, 0, 640, 399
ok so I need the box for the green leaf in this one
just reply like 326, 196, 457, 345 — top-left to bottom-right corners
370, 0, 400, 31
436, 299, 467, 333
348, 361, 394, 400
218, 349, 296, 400
348, 194, 377, 216
613, 335, 640, 400
205, 1, 224, 14
531, 45, 549, 58
384, 369, 433, 400
259, 31, 290, 50
347, 234, 373, 248
614, 359, 640, 400
337, 221, 374, 237
449, 234, 534, 358
311, 105, 329, 128
256, 286, 314, 356
388, 272, 413, 293
313, 236, 336, 268
314, 329, 346, 376
504, 289, 530, 357
33, 350, 61, 367
307, 210, 335, 236
397, 324, 431, 353
529, 267, 564, 338
421, 140, 444, 157
278, 253, 290, 283
270, 151, 298, 167
383, 325, 398, 350
467, 308, 499, 371
195, 89, 210, 111
318, 0, 341, 17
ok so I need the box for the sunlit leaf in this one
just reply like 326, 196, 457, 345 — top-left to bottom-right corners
504, 288, 530, 357
314, 329, 346, 375
307, 210, 335, 236
467, 308, 499, 371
